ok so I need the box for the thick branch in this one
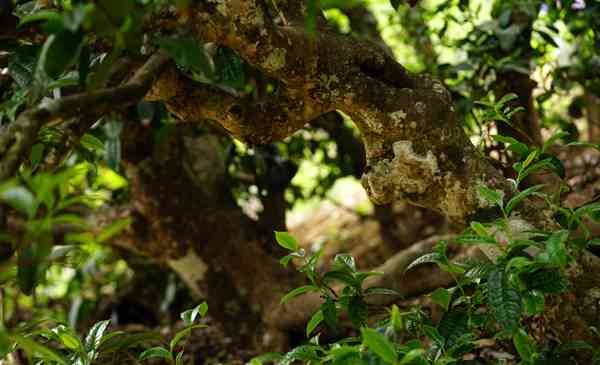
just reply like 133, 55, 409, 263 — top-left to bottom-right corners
148, 67, 327, 143
159, 3, 509, 221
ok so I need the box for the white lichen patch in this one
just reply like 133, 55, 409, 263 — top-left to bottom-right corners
360, 110, 384, 134
209, 0, 228, 16
363, 140, 439, 204
432, 81, 446, 95
262, 48, 287, 72
389, 110, 407, 127
168, 249, 208, 298
320, 74, 339, 88
415, 101, 426, 114
182, 135, 225, 191
438, 176, 474, 220
392, 141, 438, 177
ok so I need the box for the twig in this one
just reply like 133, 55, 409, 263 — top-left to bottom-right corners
0, 51, 171, 180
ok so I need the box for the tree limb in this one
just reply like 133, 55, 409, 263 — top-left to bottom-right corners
0, 51, 170, 180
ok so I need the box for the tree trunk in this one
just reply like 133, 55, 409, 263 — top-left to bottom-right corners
119, 124, 303, 350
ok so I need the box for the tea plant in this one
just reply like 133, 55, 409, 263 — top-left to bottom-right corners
0, 302, 208, 364
252, 129, 600, 364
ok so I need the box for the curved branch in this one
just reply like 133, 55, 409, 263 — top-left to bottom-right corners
159, 2, 511, 222
148, 67, 328, 143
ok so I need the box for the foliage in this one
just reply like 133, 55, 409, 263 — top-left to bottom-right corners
0, 302, 207, 365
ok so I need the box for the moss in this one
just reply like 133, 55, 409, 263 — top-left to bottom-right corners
262, 48, 287, 72
389, 110, 407, 127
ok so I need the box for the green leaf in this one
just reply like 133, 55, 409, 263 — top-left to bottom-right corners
542, 131, 569, 153
522, 149, 540, 169
487, 268, 521, 334
355, 271, 384, 285
470, 221, 489, 237
29, 144, 44, 169
52, 325, 82, 351
306, 309, 324, 337
322, 297, 338, 332
536, 29, 559, 48
169, 324, 207, 352
80, 134, 105, 152
274, 231, 300, 251
399, 348, 425, 365
323, 270, 358, 288
175, 350, 184, 365
542, 230, 568, 267
556, 340, 594, 353
390, 305, 403, 333
103, 119, 123, 171
513, 328, 536, 362
328, 346, 365, 365
525, 269, 569, 294
361, 328, 397, 364
180, 302, 208, 325
281, 345, 320, 364
493, 135, 530, 157
304, 0, 319, 35
0, 186, 36, 218
139, 346, 173, 361
99, 331, 162, 354
348, 295, 368, 328
541, 154, 565, 178
8, 46, 39, 89
248, 352, 283, 365
497, 93, 519, 106
496, 24, 522, 51
41, 31, 82, 79
423, 325, 445, 347
478, 185, 504, 209
523, 290, 545, 315
157, 36, 213, 77
214, 47, 245, 89
85, 320, 110, 352
518, 158, 563, 184
0, 331, 12, 359
505, 184, 545, 214
18, 10, 64, 32
12, 334, 68, 365
430, 288, 451, 310
97, 217, 132, 243
333, 253, 357, 273
405, 252, 444, 272
280, 285, 318, 304
437, 310, 468, 348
